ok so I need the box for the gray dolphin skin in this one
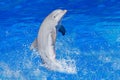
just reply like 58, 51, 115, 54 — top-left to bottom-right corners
30, 9, 67, 70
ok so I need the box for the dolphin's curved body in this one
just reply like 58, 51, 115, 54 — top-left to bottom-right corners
30, 9, 67, 70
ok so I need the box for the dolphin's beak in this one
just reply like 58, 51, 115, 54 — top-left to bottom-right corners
63, 10, 67, 14
53, 9, 67, 22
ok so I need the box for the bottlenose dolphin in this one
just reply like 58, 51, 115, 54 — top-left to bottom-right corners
30, 9, 67, 70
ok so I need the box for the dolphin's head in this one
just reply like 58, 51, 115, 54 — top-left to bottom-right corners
49, 9, 67, 23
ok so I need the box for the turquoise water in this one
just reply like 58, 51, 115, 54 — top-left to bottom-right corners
0, 0, 120, 80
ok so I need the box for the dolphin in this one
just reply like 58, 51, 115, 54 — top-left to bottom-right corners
30, 9, 67, 70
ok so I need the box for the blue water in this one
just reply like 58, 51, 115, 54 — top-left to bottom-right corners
0, 0, 120, 80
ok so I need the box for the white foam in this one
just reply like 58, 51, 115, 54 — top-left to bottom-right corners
57, 59, 77, 74
0, 62, 25, 80
43, 58, 77, 74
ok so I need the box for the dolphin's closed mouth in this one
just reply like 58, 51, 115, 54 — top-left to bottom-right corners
64, 10, 67, 13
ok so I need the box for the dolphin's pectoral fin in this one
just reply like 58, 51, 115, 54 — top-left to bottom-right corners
30, 38, 38, 50
58, 25, 66, 36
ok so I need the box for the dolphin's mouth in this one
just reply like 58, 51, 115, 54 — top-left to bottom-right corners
61, 10, 67, 17
55, 9, 67, 17
59, 9, 67, 20
63, 10, 67, 14
57, 10, 67, 24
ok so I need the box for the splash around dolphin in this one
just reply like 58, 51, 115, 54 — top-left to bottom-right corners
30, 9, 68, 71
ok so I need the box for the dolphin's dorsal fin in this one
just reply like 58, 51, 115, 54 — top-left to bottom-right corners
30, 38, 38, 50
58, 25, 66, 36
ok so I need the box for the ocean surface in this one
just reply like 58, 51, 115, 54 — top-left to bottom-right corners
0, 0, 120, 80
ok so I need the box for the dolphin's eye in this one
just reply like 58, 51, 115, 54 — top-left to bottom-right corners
53, 16, 56, 18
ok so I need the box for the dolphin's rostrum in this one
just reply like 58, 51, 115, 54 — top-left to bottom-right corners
30, 9, 67, 70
